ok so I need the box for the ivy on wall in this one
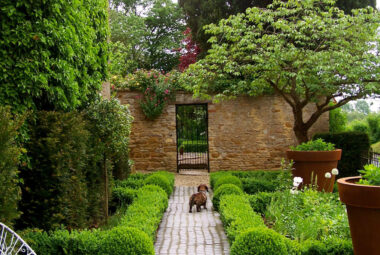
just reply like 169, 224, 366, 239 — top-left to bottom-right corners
0, 0, 109, 112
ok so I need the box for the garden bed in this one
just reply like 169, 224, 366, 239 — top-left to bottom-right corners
21, 171, 174, 255
211, 171, 353, 255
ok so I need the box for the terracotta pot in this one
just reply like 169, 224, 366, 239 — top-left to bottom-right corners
338, 177, 380, 255
286, 149, 342, 192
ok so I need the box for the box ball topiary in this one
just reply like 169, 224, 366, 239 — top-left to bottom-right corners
214, 175, 243, 191
143, 174, 173, 197
99, 226, 154, 255
230, 227, 288, 255
212, 184, 243, 211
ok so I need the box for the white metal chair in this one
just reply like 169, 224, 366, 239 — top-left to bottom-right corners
0, 222, 36, 255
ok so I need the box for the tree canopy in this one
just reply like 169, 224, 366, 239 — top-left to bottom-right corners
184, 0, 380, 143
109, 0, 185, 75
179, 0, 376, 57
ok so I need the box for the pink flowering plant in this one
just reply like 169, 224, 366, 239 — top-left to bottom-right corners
111, 69, 180, 119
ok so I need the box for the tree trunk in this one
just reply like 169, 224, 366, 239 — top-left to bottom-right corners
293, 107, 310, 144
103, 153, 108, 222
293, 124, 309, 144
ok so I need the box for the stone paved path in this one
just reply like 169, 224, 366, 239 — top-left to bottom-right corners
155, 186, 230, 255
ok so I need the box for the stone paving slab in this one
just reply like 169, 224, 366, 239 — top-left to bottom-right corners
155, 186, 230, 255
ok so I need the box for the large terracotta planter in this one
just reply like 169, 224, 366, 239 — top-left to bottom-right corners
338, 177, 380, 255
286, 149, 342, 192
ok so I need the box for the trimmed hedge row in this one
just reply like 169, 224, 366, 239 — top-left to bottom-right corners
214, 175, 243, 191
248, 192, 274, 215
210, 170, 291, 195
212, 184, 244, 211
121, 185, 168, 240
23, 226, 154, 255
219, 194, 265, 243
23, 172, 173, 254
313, 132, 370, 177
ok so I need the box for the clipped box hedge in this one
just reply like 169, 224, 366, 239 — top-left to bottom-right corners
210, 170, 291, 194
218, 194, 265, 243
212, 184, 243, 211
214, 175, 243, 191
24, 171, 173, 254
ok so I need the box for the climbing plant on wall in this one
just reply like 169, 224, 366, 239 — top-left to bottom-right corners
111, 70, 182, 120
0, 0, 109, 112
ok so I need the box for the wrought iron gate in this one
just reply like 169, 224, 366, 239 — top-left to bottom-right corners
176, 104, 209, 172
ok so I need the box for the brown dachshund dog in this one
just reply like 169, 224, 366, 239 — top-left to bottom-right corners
189, 184, 209, 213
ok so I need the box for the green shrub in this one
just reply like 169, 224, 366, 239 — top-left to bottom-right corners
98, 227, 154, 255
115, 178, 145, 190
0, 107, 24, 226
290, 138, 335, 151
230, 228, 288, 255
248, 192, 274, 215
143, 174, 173, 197
210, 170, 291, 191
329, 106, 347, 133
121, 185, 168, 239
18, 111, 91, 230
212, 184, 243, 211
214, 175, 243, 191
242, 178, 277, 194
21, 228, 100, 255
210, 171, 230, 189
0, 0, 109, 112
155, 171, 175, 188
300, 238, 353, 255
219, 194, 264, 243
24, 184, 169, 254
111, 187, 137, 207
313, 132, 370, 177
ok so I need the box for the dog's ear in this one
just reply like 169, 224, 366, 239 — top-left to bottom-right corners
197, 185, 201, 192
206, 185, 209, 192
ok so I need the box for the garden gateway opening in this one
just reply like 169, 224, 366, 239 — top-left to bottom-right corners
176, 104, 210, 172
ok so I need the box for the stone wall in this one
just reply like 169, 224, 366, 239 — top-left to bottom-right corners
117, 91, 329, 172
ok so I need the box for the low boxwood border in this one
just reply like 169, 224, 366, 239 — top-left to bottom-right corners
23, 171, 174, 254
218, 187, 354, 255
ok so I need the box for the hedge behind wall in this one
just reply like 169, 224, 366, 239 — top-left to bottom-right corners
0, 0, 109, 112
313, 132, 371, 178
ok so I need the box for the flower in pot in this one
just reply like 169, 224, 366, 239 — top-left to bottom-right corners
286, 138, 342, 192
338, 164, 380, 255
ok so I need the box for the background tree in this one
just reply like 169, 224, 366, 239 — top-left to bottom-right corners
109, 0, 185, 74
178, 0, 375, 57
355, 100, 371, 115
184, 0, 380, 143
178, 0, 271, 55
178, 28, 201, 72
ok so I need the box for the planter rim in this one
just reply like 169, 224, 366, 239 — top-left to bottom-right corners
286, 149, 342, 153
286, 149, 342, 162
338, 176, 380, 208
337, 176, 380, 188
